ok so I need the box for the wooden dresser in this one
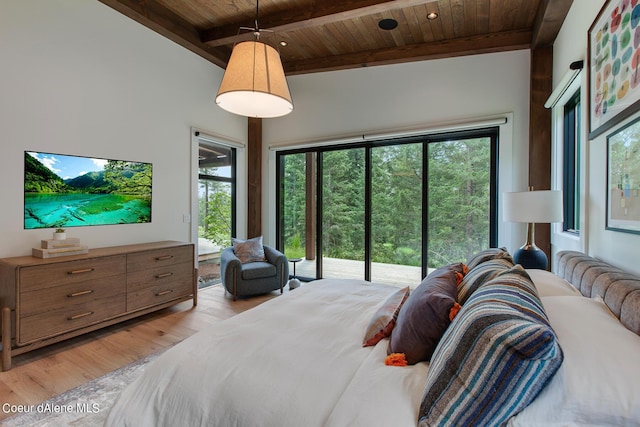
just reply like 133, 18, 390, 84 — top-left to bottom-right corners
0, 240, 196, 370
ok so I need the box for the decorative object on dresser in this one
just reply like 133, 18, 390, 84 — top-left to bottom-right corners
33, 235, 88, 258
503, 188, 563, 269
0, 241, 196, 371
53, 228, 66, 240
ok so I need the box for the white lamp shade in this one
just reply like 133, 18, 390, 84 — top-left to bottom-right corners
216, 41, 293, 118
503, 190, 564, 223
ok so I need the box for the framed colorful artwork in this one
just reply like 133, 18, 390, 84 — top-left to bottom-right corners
588, 0, 640, 139
606, 115, 640, 234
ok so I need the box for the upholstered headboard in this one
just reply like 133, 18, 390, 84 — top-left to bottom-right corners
556, 251, 640, 336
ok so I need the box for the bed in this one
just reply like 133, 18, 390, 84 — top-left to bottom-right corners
105, 250, 640, 426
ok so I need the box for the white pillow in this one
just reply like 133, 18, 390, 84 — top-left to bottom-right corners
526, 269, 580, 297
510, 295, 640, 426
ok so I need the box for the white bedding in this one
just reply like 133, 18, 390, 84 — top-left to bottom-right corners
105, 279, 430, 427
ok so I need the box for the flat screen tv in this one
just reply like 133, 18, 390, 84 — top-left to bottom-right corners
24, 151, 152, 229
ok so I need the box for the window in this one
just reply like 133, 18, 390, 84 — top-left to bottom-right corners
276, 128, 498, 287
563, 91, 581, 234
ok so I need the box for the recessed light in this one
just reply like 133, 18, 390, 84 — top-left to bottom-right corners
378, 18, 398, 30
279, 40, 288, 47
427, 12, 439, 20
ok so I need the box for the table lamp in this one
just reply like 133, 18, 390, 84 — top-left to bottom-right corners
503, 189, 563, 269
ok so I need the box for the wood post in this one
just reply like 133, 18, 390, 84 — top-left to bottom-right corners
529, 46, 553, 268
247, 117, 262, 238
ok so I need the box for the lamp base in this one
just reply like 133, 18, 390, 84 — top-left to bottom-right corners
513, 245, 548, 270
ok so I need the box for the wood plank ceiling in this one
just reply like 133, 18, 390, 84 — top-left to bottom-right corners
98, 0, 574, 75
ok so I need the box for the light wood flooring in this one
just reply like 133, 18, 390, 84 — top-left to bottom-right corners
0, 284, 278, 421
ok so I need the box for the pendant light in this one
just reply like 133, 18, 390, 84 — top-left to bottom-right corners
215, 0, 293, 118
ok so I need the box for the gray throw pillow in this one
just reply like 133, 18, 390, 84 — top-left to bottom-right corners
387, 263, 465, 364
232, 236, 266, 264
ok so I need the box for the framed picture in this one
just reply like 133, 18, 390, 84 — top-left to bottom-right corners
606, 115, 640, 234
588, 0, 640, 139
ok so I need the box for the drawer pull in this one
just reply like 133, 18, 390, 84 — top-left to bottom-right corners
155, 272, 173, 279
155, 289, 174, 297
67, 268, 94, 275
155, 255, 174, 261
67, 290, 94, 298
67, 311, 94, 321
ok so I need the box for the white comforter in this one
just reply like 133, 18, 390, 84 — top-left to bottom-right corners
105, 279, 430, 427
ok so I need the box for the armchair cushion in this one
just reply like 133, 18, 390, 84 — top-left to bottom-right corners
241, 262, 277, 280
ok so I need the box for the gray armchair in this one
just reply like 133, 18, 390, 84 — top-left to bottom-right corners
220, 245, 289, 300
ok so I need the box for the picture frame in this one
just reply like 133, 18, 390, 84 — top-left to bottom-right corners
588, 0, 640, 139
606, 115, 640, 234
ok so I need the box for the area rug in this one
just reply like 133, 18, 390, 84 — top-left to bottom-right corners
1, 350, 165, 427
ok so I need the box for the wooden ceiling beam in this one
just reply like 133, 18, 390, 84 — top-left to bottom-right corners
283, 29, 532, 75
202, 0, 431, 47
531, 0, 574, 47
97, 0, 228, 68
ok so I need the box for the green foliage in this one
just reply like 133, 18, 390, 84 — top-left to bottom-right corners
426, 139, 491, 266
201, 188, 232, 248
285, 232, 305, 259
322, 149, 365, 260
282, 153, 308, 256
24, 153, 70, 193
103, 161, 152, 196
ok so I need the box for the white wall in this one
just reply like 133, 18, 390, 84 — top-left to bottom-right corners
552, 0, 640, 275
263, 51, 532, 252
0, 0, 246, 258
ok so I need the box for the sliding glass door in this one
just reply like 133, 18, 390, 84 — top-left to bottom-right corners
426, 136, 495, 267
277, 128, 497, 287
370, 143, 423, 285
320, 148, 366, 280
197, 142, 236, 287
280, 152, 317, 280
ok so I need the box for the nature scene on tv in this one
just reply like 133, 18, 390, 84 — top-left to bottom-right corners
24, 151, 152, 229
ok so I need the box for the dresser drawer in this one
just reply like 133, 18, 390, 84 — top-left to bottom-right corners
127, 278, 192, 311
18, 294, 126, 344
127, 246, 193, 273
127, 262, 193, 293
19, 275, 126, 317
19, 255, 126, 292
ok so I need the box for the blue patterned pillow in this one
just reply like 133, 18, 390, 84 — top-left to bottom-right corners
457, 257, 513, 305
419, 265, 563, 426
466, 247, 513, 270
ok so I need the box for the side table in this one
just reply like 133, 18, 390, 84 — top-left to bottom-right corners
288, 257, 302, 289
